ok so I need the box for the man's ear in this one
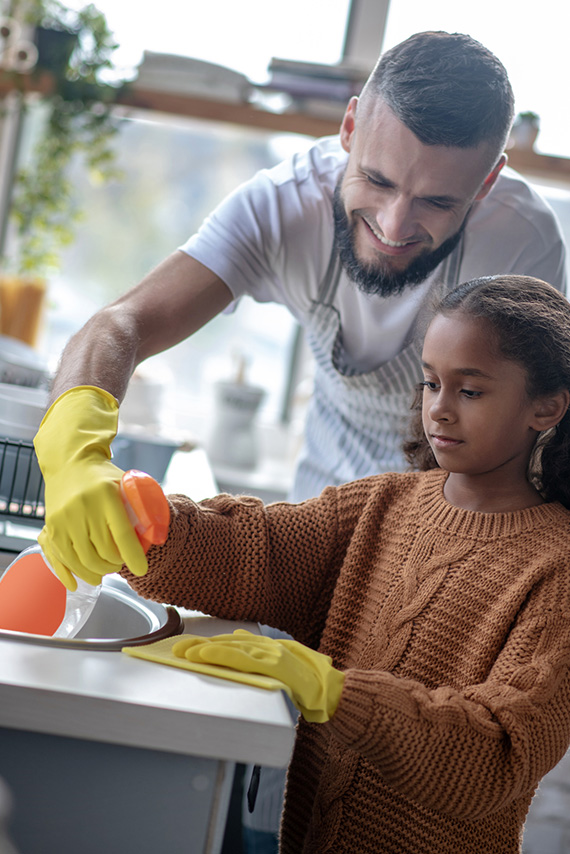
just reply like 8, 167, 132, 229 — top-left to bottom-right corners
340, 97, 359, 153
531, 389, 570, 432
475, 153, 507, 201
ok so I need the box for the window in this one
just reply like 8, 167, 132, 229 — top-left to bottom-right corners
43, 118, 316, 432
66, 0, 353, 83
30, 0, 355, 438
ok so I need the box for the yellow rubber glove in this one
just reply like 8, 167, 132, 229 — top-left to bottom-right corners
173, 630, 345, 723
34, 386, 148, 591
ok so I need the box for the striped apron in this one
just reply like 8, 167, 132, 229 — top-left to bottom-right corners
290, 241, 464, 502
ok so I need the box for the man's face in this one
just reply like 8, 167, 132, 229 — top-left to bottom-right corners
335, 97, 505, 297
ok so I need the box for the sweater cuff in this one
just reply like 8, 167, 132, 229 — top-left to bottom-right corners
328, 669, 391, 752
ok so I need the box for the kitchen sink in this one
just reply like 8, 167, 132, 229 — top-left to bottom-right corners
0, 572, 183, 650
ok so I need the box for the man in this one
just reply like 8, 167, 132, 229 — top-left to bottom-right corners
34, 31, 566, 849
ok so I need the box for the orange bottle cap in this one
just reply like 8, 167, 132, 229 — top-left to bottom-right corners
120, 469, 170, 551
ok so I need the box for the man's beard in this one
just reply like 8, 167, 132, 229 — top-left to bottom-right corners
333, 183, 467, 298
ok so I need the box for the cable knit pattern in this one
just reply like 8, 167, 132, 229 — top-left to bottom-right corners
122, 469, 570, 854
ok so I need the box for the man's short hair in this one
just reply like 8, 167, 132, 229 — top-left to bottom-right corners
362, 31, 515, 156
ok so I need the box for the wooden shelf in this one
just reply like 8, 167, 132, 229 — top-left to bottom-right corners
2, 71, 569, 183
0, 69, 55, 98
116, 87, 570, 185
506, 146, 570, 184
116, 85, 344, 138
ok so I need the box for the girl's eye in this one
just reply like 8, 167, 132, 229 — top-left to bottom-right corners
420, 381, 481, 398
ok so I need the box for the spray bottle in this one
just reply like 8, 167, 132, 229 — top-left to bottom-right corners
0, 469, 170, 638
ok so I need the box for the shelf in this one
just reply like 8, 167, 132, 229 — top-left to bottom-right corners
116, 87, 570, 185
116, 85, 344, 138
1, 71, 569, 183
0, 69, 54, 99
505, 146, 570, 184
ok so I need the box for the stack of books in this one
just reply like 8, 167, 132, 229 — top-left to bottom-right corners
134, 52, 253, 103
261, 57, 369, 118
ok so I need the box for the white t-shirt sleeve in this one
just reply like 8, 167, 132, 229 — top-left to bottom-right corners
183, 174, 284, 297
180, 146, 340, 321
460, 169, 567, 294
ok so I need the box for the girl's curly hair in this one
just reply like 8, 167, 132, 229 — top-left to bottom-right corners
403, 274, 570, 508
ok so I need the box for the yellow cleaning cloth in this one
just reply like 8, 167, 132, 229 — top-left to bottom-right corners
122, 635, 290, 695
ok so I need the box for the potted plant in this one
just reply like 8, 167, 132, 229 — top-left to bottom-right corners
509, 110, 540, 151
0, 0, 125, 346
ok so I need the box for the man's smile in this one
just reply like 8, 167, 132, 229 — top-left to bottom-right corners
360, 215, 424, 254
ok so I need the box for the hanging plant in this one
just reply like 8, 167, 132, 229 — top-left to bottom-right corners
3, 0, 125, 277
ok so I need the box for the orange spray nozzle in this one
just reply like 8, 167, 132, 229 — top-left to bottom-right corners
120, 469, 170, 552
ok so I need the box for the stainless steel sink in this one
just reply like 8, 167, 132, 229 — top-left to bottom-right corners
0, 572, 183, 650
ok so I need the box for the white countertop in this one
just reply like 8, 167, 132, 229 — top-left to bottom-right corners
0, 612, 295, 766
0, 449, 295, 768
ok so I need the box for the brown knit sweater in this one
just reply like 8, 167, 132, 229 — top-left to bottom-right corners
123, 468, 570, 854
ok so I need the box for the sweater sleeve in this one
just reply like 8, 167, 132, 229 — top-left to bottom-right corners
328, 608, 570, 820
121, 483, 366, 647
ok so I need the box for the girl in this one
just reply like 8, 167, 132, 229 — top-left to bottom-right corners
123, 274, 570, 854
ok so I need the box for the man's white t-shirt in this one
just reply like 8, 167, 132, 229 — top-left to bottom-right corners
182, 135, 567, 374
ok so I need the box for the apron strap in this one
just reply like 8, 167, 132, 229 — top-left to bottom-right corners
438, 233, 465, 291
317, 245, 342, 304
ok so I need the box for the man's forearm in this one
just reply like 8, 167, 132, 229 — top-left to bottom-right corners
48, 250, 233, 406
48, 303, 139, 406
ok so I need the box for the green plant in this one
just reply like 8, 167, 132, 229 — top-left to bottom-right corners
515, 111, 540, 124
3, 0, 124, 276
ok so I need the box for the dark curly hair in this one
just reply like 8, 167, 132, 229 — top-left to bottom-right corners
403, 275, 570, 508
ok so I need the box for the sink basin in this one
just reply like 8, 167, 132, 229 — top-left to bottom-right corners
0, 573, 183, 650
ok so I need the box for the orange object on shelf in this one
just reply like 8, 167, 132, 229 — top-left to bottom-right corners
0, 275, 47, 348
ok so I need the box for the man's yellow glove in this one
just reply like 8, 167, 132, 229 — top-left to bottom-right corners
173, 630, 345, 723
34, 386, 148, 591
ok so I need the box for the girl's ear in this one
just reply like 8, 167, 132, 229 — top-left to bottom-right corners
531, 390, 570, 432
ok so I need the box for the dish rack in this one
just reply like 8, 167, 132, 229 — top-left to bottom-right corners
0, 438, 44, 553
0, 438, 44, 518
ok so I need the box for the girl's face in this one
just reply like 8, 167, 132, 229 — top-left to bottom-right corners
421, 312, 544, 510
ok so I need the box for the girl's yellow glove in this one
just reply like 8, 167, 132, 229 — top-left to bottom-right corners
173, 630, 345, 723
34, 386, 148, 590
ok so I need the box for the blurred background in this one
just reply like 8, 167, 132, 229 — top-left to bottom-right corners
0, 0, 568, 496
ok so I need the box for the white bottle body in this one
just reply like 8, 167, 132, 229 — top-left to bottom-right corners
51, 563, 100, 639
